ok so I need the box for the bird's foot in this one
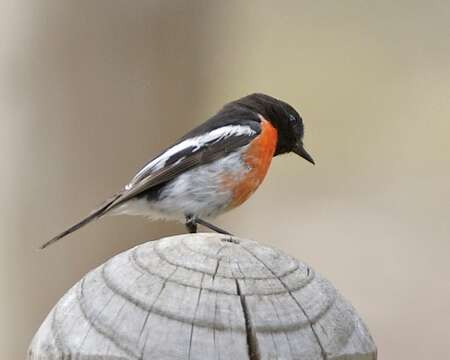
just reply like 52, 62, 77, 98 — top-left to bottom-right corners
185, 216, 233, 236
185, 215, 198, 233
196, 218, 233, 236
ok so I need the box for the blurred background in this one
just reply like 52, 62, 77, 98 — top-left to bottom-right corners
1, 0, 449, 358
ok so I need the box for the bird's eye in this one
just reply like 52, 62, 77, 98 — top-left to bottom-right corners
289, 114, 297, 123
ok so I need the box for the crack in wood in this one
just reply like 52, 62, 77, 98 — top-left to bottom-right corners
235, 280, 260, 360
212, 258, 221, 281
269, 297, 296, 357
138, 265, 179, 358
188, 274, 205, 360
240, 245, 328, 360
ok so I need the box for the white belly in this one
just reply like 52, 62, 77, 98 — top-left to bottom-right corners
114, 149, 249, 221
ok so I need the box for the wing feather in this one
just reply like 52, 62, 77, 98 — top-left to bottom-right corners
106, 132, 257, 211
43, 113, 261, 248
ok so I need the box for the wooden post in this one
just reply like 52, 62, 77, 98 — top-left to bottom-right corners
28, 233, 377, 359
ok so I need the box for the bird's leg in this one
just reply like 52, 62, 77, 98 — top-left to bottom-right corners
185, 215, 233, 236
196, 218, 233, 236
185, 215, 198, 233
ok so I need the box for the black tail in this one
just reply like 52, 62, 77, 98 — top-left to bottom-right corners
40, 194, 120, 249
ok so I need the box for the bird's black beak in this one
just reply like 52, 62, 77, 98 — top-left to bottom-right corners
293, 143, 315, 165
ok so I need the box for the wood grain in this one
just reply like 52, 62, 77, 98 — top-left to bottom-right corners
28, 233, 377, 359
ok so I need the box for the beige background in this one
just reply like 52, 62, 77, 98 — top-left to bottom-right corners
1, 1, 449, 359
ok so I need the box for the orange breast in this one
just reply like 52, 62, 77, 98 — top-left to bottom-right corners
223, 118, 278, 209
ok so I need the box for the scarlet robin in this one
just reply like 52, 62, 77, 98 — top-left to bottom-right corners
42, 93, 314, 249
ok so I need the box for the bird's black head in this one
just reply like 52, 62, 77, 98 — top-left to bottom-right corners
234, 93, 314, 164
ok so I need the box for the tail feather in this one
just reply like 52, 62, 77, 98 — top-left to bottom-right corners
40, 194, 121, 249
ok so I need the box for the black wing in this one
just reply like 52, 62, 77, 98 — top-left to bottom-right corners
128, 104, 261, 187
42, 109, 261, 249
106, 129, 259, 210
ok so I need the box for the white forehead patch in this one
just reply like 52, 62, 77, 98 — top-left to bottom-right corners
126, 125, 256, 190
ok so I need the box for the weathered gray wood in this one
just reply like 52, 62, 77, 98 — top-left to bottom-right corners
28, 233, 377, 360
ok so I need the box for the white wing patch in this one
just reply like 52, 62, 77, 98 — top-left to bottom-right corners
125, 125, 256, 190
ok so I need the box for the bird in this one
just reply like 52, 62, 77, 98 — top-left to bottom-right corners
41, 93, 314, 249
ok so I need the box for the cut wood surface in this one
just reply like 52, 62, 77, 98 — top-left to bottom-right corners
28, 233, 377, 359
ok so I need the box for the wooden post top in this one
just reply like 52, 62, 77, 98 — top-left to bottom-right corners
29, 233, 377, 359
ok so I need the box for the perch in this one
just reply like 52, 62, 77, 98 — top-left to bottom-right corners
29, 233, 377, 359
